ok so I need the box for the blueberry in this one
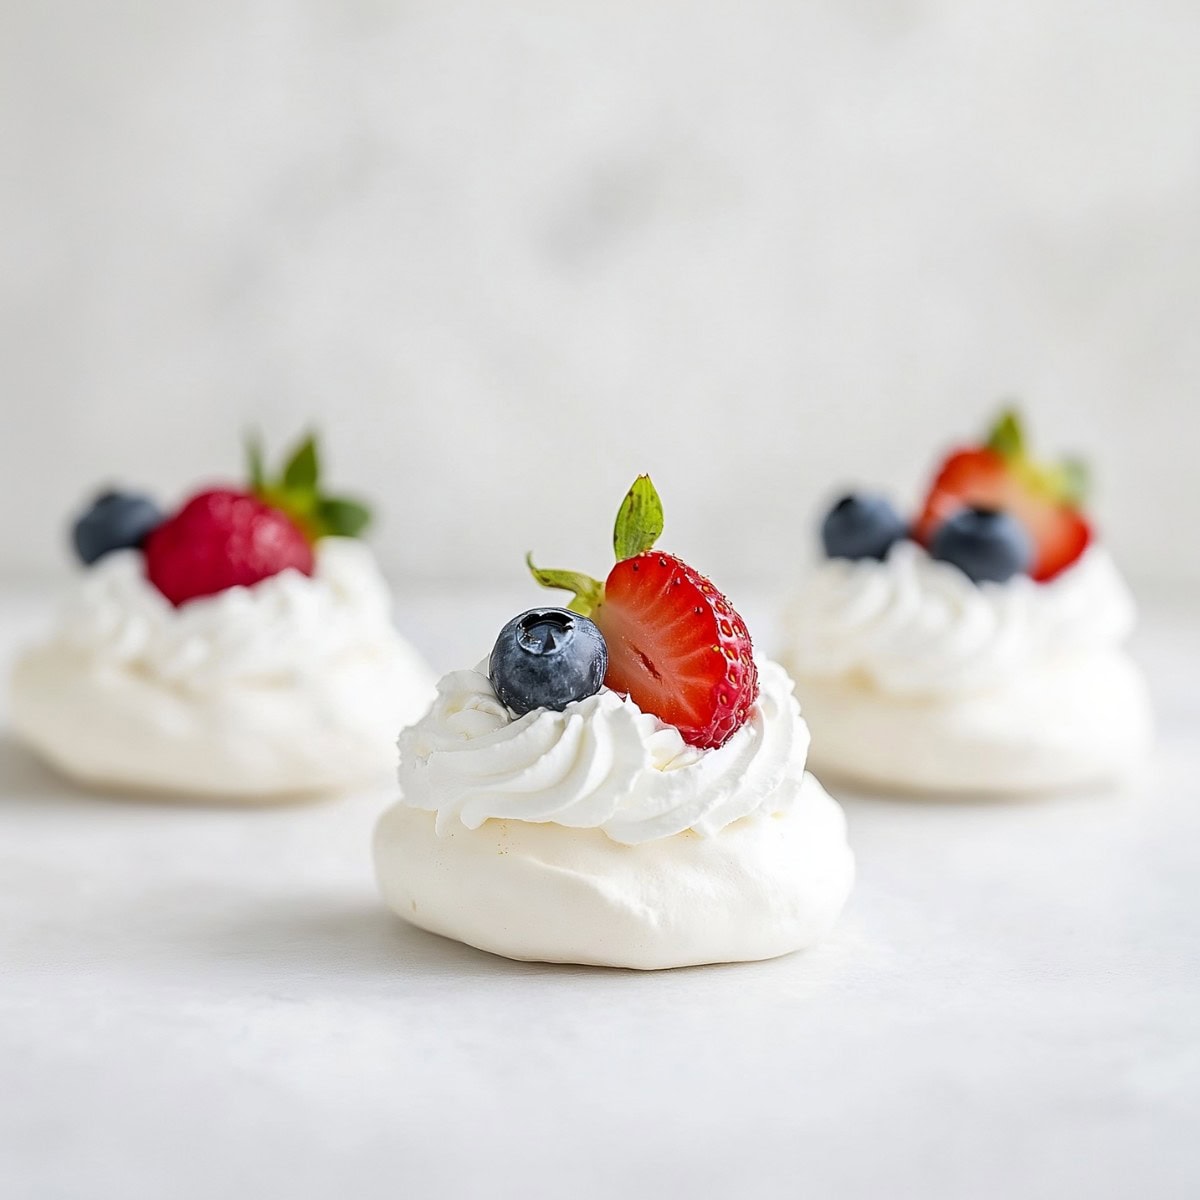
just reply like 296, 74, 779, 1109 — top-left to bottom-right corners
821, 492, 907, 561
489, 608, 608, 716
930, 506, 1034, 584
72, 490, 164, 565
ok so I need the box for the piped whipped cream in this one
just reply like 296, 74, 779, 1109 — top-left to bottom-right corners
785, 540, 1136, 698
398, 659, 809, 845
54, 537, 407, 689
11, 538, 437, 796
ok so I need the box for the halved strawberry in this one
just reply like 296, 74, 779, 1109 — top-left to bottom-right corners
913, 412, 1091, 582
594, 552, 758, 750
526, 475, 759, 749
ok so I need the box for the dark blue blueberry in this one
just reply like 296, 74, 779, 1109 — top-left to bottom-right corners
489, 607, 608, 716
930, 506, 1034, 584
72, 490, 164, 565
821, 492, 907, 561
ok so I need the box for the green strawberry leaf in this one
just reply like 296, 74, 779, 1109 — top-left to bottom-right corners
613, 474, 664, 561
243, 431, 372, 542
283, 434, 320, 491
1055, 458, 1090, 508
985, 408, 1026, 460
317, 496, 372, 538
526, 553, 604, 616
246, 432, 266, 492
985, 408, 1089, 509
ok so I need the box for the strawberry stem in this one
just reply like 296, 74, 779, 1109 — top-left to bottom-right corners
525, 553, 604, 617
525, 474, 660, 615
983, 408, 1089, 509
245, 431, 372, 541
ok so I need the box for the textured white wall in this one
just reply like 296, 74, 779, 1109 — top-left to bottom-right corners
3, 1, 1198, 587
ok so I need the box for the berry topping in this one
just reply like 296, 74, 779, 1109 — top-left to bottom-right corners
135, 433, 372, 607
526, 475, 759, 750
246, 433, 372, 541
144, 489, 314, 607
914, 410, 1091, 582
595, 552, 757, 749
821, 492, 906, 562
489, 608, 608, 716
72, 490, 163, 565
929, 505, 1034, 584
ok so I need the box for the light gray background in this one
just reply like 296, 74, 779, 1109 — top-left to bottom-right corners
3, 0, 1198, 591
3, 9, 1199, 1195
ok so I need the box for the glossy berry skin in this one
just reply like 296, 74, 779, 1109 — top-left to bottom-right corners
143, 488, 314, 607
929, 506, 1034, 584
914, 448, 1090, 582
72, 490, 163, 565
489, 608, 608, 716
594, 552, 758, 750
820, 493, 907, 562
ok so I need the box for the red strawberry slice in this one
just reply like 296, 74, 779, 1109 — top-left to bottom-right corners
593, 552, 758, 750
144, 489, 314, 606
527, 475, 760, 748
913, 416, 1092, 582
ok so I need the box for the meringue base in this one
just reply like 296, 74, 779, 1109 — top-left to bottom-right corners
792, 651, 1152, 795
374, 772, 854, 970
10, 643, 436, 801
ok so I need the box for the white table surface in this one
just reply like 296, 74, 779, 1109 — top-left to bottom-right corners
1, 585, 1197, 1200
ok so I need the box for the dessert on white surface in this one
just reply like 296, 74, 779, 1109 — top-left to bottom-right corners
781, 411, 1152, 793
10, 434, 436, 799
785, 543, 1150, 791
13, 540, 435, 797
375, 477, 854, 969
377, 767, 850, 972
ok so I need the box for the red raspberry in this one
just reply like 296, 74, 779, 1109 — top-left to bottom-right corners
143, 488, 314, 606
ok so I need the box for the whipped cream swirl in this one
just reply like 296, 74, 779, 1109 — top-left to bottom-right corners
12, 537, 437, 796
785, 540, 1136, 698
54, 537, 403, 688
397, 659, 809, 845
